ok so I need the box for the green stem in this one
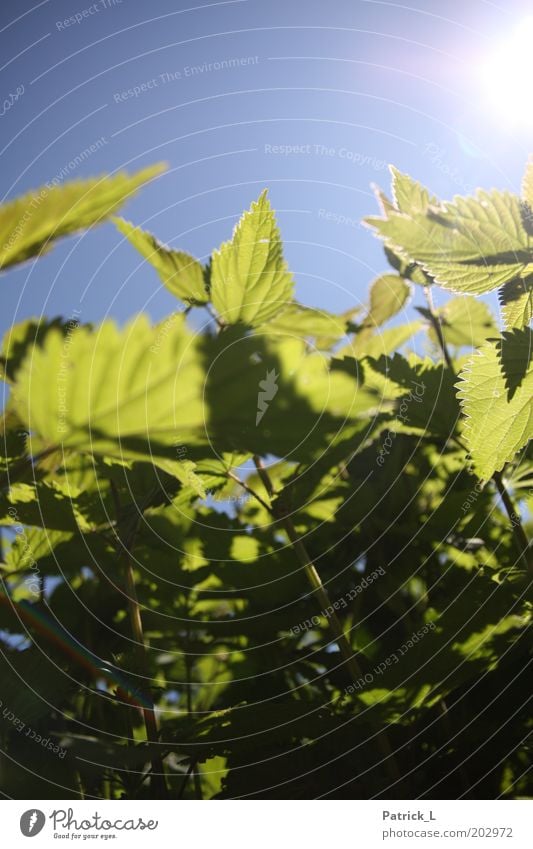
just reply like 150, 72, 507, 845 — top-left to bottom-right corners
204, 303, 225, 330
424, 285, 454, 370
493, 472, 533, 573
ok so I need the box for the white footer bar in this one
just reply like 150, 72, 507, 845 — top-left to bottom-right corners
3, 799, 531, 848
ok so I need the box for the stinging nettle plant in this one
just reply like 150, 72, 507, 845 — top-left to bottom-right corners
0, 158, 532, 800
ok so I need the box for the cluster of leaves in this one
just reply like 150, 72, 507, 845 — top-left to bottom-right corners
0, 160, 531, 800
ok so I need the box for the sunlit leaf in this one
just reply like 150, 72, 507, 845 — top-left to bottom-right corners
211, 191, 294, 325
424, 296, 496, 348
366, 190, 532, 296
456, 329, 533, 480
365, 273, 411, 327
0, 165, 164, 271
114, 217, 208, 304
11, 314, 205, 467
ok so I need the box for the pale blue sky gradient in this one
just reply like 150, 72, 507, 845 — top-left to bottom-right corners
1, 0, 531, 337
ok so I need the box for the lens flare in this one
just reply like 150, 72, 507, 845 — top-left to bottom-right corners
480, 17, 533, 127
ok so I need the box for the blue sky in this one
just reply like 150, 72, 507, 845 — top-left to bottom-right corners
1, 0, 532, 338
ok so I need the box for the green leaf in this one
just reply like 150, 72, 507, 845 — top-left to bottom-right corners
265, 302, 350, 346
5, 527, 73, 574
371, 169, 436, 287
0, 165, 164, 271
384, 245, 429, 285
114, 217, 208, 304
204, 328, 377, 460
356, 572, 529, 719
456, 329, 533, 480
365, 353, 461, 439
348, 321, 421, 358
0, 405, 28, 474
425, 296, 496, 348
0, 317, 80, 383
390, 165, 437, 214
0, 480, 84, 530
366, 189, 533, 295
211, 190, 294, 325
365, 273, 411, 327
523, 157, 533, 209
9, 313, 377, 468
11, 314, 205, 466
499, 275, 533, 330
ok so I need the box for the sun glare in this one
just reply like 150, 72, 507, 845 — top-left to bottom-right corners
480, 17, 533, 127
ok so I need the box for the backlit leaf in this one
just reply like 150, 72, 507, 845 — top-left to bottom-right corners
456, 329, 533, 480
211, 191, 294, 325
365, 273, 411, 327
114, 217, 208, 304
0, 165, 164, 271
366, 190, 532, 295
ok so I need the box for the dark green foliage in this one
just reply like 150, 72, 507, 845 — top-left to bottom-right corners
0, 165, 532, 799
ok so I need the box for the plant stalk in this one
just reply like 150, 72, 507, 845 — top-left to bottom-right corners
493, 472, 533, 573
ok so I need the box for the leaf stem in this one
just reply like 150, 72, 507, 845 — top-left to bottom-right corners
227, 469, 271, 513
423, 285, 454, 370
493, 472, 533, 573
204, 303, 225, 331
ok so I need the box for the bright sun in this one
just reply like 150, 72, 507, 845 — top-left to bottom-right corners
480, 17, 533, 127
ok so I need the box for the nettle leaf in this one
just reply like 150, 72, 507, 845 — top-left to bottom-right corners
0, 405, 28, 474
211, 190, 294, 325
204, 329, 376, 460
390, 165, 437, 215
365, 352, 460, 440
424, 296, 496, 349
4, 163, 533, 802
456, 329, 533, 480
384, 245, 430, 285
523, 157, 533, 209
0, 165, 164, 271
348, 321, 421, 358
499, 274, 533, 330
0, 316, 81, 383
11, 314, 205, 467
114, 217, 208, 305
265, 302, 350, 347
365, 273, 411, 327
0, 479, 85, 530
5, 527, 73, 574
357, 572, 529, 719
370, 170, 436, 287
366, 190, 533, 296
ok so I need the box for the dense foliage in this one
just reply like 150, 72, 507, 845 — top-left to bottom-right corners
0, 160, 532, 799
